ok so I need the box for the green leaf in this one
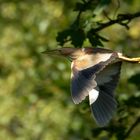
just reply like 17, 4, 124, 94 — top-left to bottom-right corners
124, 95, 140, 108
70, 29, 86, 47
97, 34, 109, 42
56, 28, 85, 47
128, 73, 140, 88
87, 33, 104, 47
74, 1, 98, 12
56, 29, 71, 46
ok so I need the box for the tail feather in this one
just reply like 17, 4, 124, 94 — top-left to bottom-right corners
90, 91, 117, 127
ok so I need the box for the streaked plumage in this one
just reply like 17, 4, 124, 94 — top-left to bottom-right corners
43, 47, 140, 127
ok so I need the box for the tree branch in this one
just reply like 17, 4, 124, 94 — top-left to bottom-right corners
91, 12, 140, 33
123, 116, 140, 139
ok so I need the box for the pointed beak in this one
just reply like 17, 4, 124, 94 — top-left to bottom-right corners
42, 49, 61, 56
42, 47, 79, 60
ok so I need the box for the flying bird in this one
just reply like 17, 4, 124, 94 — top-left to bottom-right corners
43, 47, 140, 127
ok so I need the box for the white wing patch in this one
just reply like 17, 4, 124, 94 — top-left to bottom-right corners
89, 89, 99, 105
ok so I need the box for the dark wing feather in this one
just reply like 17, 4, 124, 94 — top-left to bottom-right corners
71, 65, 98, 104
90, 90, 117, 127
97, 61, 122, 97
90, 61, 122, 126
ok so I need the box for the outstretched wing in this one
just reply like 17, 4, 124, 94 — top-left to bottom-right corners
90, 61, 122, 127
71, 52, 118, 104
71, 64, 99, 104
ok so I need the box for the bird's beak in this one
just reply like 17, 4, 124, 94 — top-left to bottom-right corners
42, 47, 80, 61
42, 49, 61, 56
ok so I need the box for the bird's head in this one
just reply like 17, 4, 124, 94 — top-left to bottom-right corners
42, 47, 84, 60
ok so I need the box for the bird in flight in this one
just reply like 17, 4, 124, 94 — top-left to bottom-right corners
43, 47, 140, 127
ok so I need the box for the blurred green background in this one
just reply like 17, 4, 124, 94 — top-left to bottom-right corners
0, 0, 140, 140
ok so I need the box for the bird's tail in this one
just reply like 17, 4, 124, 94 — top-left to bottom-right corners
118, 53, 140, 63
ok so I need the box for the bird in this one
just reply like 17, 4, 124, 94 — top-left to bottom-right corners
43, 47, 140, 127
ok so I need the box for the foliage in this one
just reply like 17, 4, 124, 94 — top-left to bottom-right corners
0, 0, 140, 140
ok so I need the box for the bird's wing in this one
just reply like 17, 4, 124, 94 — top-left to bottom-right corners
71, 64, 99, 104
90, 61, 122, 127
71, 52, 118, 104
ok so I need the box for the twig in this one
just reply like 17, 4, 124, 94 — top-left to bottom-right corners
91, 12, 140, 33
123, 116, 140, 139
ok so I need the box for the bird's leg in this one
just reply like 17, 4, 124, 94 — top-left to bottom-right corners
118, 53, 140, 63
